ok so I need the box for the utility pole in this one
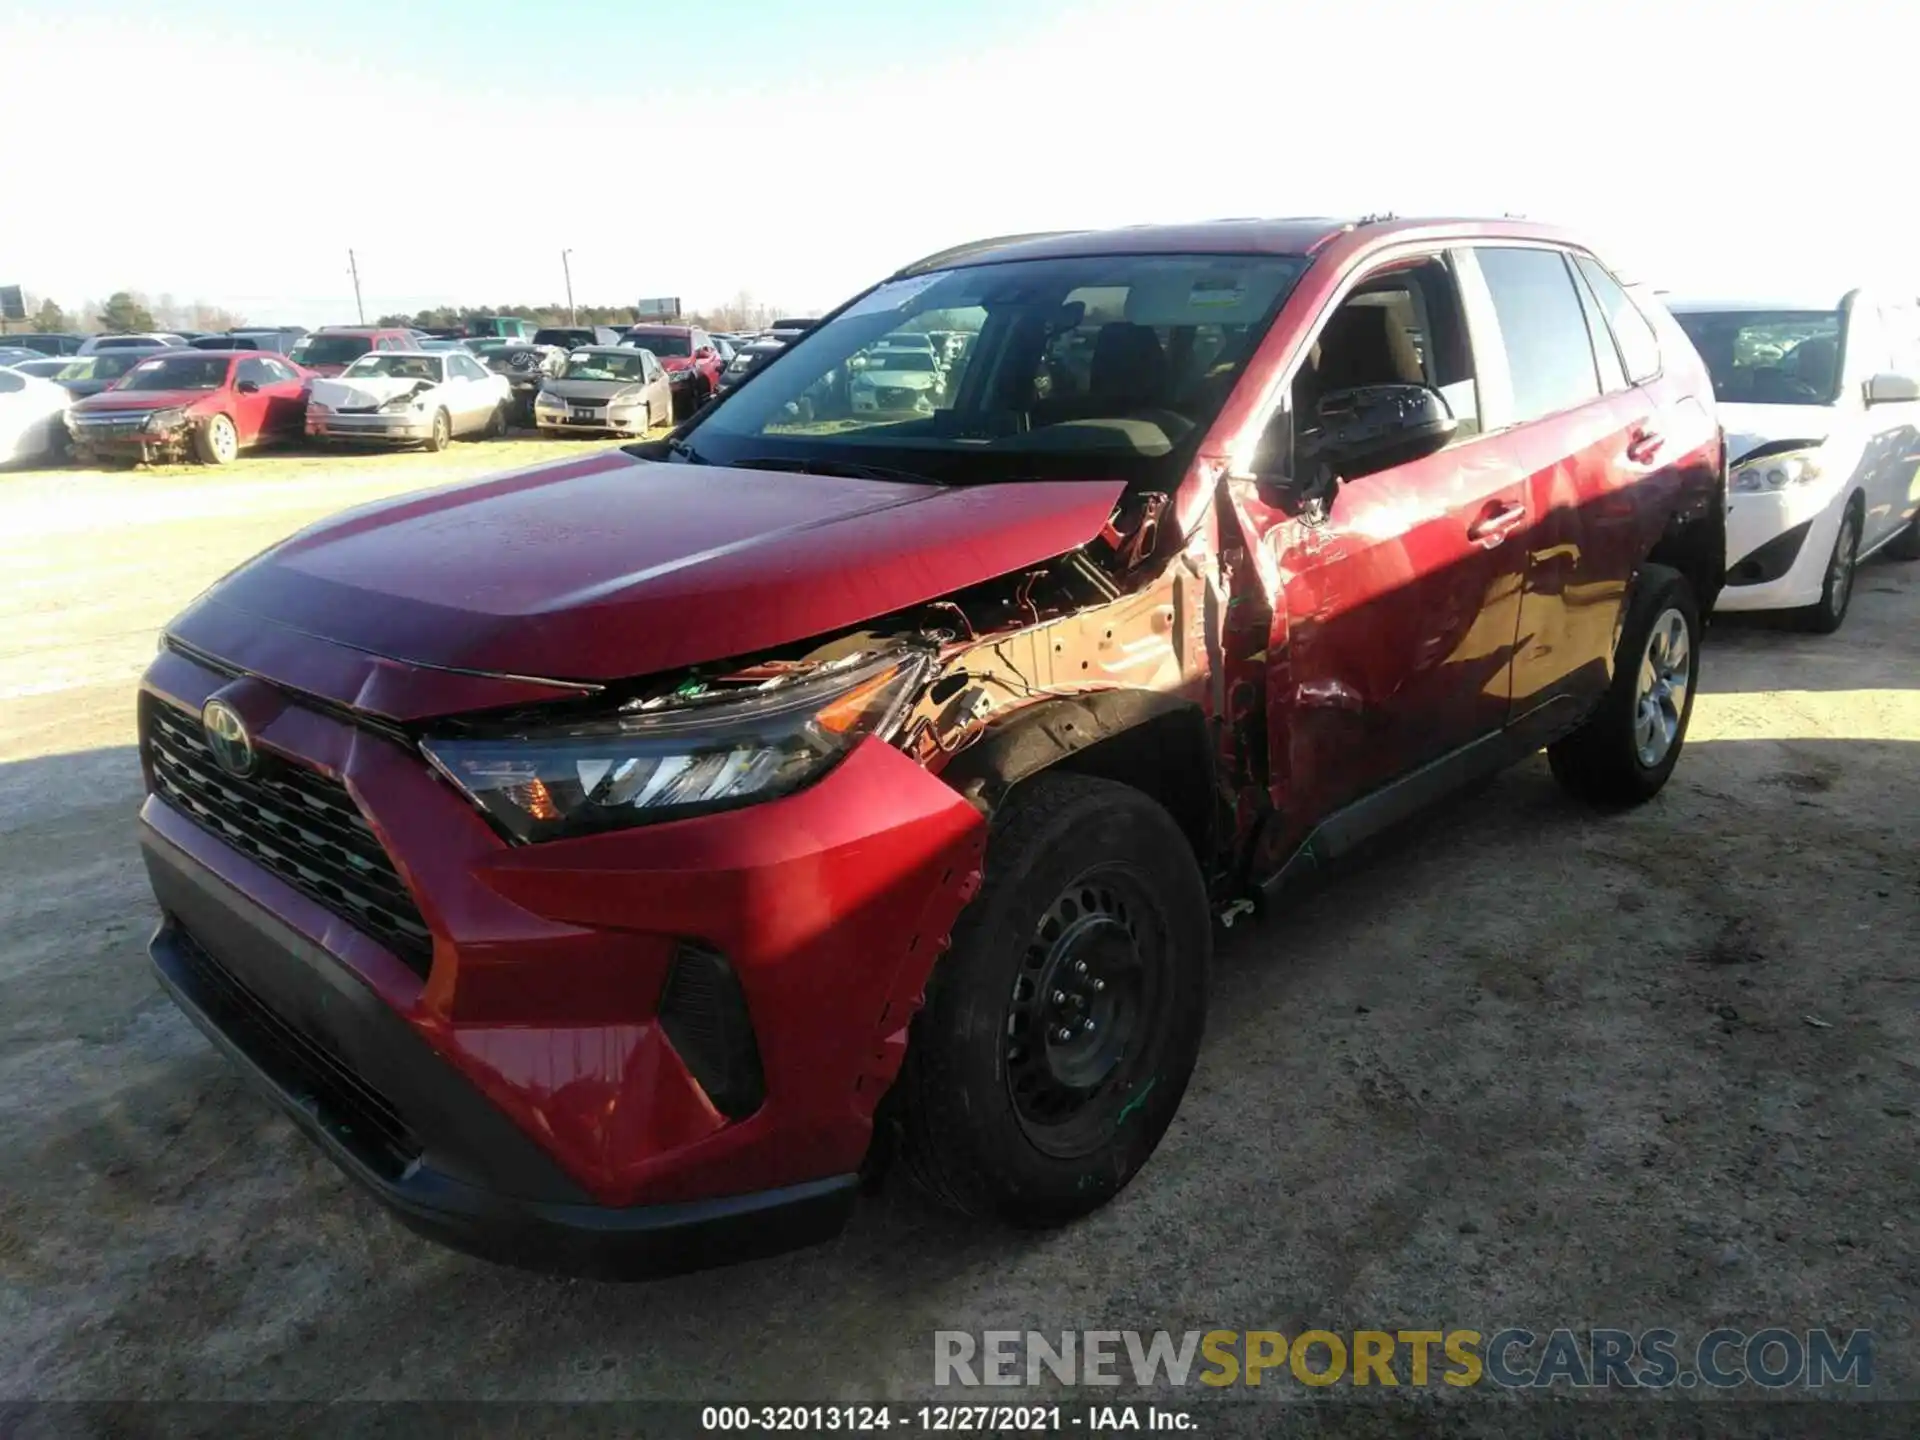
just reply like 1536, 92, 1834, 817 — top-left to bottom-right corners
347, 249, 365, 324
561, 249, 576, 325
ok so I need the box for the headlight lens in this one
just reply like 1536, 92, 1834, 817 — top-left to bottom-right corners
378, 393, 424, 414
421, 648, 930, 843
1731, 449, 1823, 493
534, 390, 565, 409
146, 407, 188, 433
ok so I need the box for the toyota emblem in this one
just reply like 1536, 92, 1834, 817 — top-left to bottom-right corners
201, 698, 256, 777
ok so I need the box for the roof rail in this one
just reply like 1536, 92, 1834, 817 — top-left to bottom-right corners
895, 231, 1085, 276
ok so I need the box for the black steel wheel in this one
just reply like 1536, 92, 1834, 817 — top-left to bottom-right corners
897, 772, 1209, 1226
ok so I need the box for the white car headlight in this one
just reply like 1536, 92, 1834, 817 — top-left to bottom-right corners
1730, 449, 1823, 493
420, 648, 929, 843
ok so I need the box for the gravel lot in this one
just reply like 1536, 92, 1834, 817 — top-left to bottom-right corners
0, 447, 1915, 1414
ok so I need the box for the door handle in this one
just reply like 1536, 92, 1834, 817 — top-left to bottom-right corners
1467, 501, 1528, 546
1626, 427, 1665, 464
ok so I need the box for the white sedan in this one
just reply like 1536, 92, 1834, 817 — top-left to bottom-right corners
0, 367, 73, 466
305, 350, 512, 450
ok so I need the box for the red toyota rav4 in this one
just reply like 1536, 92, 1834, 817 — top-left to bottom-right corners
138, 219, 1725, 1277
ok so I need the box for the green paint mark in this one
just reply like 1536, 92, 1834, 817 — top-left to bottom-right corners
1116, 1076, 1159, 1126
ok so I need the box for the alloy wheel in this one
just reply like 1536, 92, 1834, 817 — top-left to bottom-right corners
1633, 606, 1692, 768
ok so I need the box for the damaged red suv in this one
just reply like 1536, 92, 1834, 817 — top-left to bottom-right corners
138, 218, 1725, 1277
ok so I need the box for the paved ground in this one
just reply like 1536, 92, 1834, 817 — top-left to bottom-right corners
0, 446, 1915, 1412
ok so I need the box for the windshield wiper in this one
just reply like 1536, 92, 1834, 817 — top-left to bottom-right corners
736, 456, 947, 486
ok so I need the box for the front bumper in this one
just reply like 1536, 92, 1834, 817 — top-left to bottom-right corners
535, 405, 650, 435
307, 411, 433, 443
70, 417, 192, 460
1715, 480, 1848, 612
136, 649, 986, 1275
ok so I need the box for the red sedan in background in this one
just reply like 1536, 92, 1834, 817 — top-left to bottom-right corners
622, 323, 726, 416
67, 350, 314, 465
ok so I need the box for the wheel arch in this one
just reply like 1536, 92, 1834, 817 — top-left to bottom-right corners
1645, 499, 1726, 618
935, 691, 1219, 867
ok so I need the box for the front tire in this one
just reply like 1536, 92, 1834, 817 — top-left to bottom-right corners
486, 402, 508, 439
425, 408, 451, 452
1548, 563, 1701, 807
1801, 502, 1860, 633
897, 773, 1209, 1226
193, 413, 238, 466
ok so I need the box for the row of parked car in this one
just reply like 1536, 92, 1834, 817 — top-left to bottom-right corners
0, 315, 821, 469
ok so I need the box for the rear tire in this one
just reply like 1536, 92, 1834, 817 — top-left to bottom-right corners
1548, 564, 1701, 808
425, 408, 451, 452
897, 773, 1209, 1226
1800, 502, 1861, 633
193, 413, 238, 466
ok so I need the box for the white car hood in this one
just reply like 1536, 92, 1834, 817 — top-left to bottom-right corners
1718, 402, 1833, 463
311, 375, 439, 409
854, 368, 939, 389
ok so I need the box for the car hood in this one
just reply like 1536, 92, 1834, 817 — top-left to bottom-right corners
73, 388, 216, 413
855, 368, 939, 389
172, 448, 1125, 695
542, 377, 650, 401
1718, 402, 1834, 464
311, 375, 438, 409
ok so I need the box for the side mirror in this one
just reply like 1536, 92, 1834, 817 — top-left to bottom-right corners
1865, 372, 1920, 406
1302, 383, 1456, 480
235, 379, 260, 394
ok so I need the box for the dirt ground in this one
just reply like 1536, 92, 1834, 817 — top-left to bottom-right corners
0, 444, 1915, 1416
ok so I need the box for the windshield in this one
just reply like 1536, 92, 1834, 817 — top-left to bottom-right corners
678, 252, 1307, 483
1671, 310, 1844, 405
562, 351, 651, 381
118, 355, 230, 391
291, 335, 375, 366
627, 330, 690, 357
96, 336, 165, 349
534, 329, 593, 348
342, 354, 443, 382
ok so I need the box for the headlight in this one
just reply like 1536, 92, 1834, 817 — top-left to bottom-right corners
146, 407, 189, 434
420, 647, 931, 843
379, 393, 424, 414
1731, 449, 1823, 493
534, 390, 565, 409
307, 399, 332, 414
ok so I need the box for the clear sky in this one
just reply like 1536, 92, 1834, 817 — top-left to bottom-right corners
2, 0, 1914, 325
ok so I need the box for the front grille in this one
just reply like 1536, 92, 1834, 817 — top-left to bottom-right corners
171, 925, 422, 1179
141, 695, 434, 976
75, 411, 151, 431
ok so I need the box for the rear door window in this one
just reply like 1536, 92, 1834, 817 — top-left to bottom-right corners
1473, 247, 1602, 424
1574, 257, 1662, 384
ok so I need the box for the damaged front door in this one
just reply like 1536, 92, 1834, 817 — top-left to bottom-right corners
1227, 253, 1529, 857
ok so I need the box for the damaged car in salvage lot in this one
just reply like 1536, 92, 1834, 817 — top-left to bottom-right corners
533, 346, 673, 436
67, 350, 314, 465
306, 349, 512, 450
135, 217, 1725, 1279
